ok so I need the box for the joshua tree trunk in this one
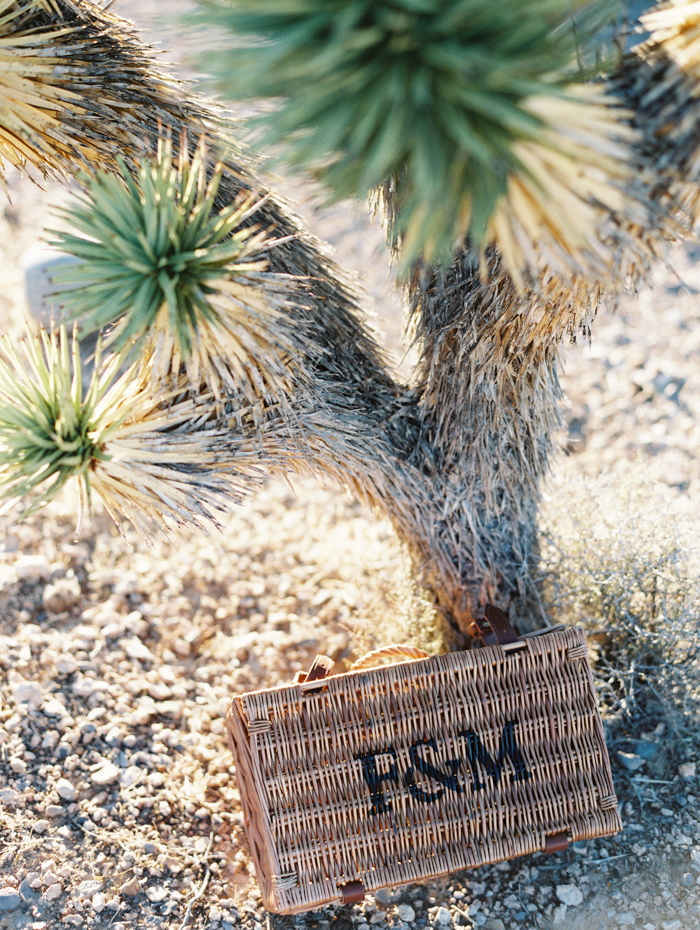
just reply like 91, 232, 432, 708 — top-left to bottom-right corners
3, 0, 700, 638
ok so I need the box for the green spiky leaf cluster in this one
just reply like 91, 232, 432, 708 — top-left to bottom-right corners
0, 325, 129, 514
50, 136, 270, 360
196, 0, 619, 266
0, 324, 258, 535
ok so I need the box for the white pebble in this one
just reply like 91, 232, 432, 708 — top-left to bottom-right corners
14, 555, 50, 581
56, 778, 77, 801
119, 765, 144, 788
42, 699, 67, 717
146, 885, 168, 903
123, 637, 156, 662
91, 762, 120, 786
78, 880, 102, 897
435, 906, 452, 925
397, 904, 415, 922
679, 762, 696, 779
92, 892, 106, 913
556, 885, 583, 907
11, 680, 45, 711
44, 882, 63, 901
32, 820, 50, 835
55, 654, 78, 675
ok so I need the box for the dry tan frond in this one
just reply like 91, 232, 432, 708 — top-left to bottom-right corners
486, 86, 635, 290
641, 0, 700, 75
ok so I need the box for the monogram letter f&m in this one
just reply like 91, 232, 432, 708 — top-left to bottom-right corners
357, 721, 531, 816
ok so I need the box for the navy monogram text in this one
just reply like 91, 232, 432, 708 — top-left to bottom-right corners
356, 720, 531, 816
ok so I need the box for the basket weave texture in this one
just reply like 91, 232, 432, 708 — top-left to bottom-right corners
227, 627, 621, 914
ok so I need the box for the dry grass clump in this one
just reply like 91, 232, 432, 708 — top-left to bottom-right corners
539, 469, 700, 733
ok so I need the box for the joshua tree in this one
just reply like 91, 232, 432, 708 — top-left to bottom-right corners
0, 0, 699, 639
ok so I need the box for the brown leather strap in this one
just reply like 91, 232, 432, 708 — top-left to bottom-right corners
468, 615, 499, 646
305, 654, 334, 682
484, 604, 520, 645
544, 831, 569, 854
340, 880, 365, 904
471, 605, 521, 647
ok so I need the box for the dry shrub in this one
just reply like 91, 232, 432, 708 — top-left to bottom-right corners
539, 466, 700, 735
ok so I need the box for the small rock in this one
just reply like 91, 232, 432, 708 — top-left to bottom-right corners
679, 762, 696, 780
44, 883, 63, 901
617, 752, 645, 773
0, 788, 23, 807
556, 885, 583, 907
91, 762, 120, 786
14, 554, 50, 580
78, 881, 103, 897
120, 878, 140, 896
370, 911, 386, 924
55, 655, 78, 675
45, 805, 63, 818
397, 905, 415, 922
104, 726, 124, 747
32, 819, 50, 834
72, 678, 108, 697
56, 779, 77, 801
0, 889, 21, 912
482, 921, 505, 930
661, 922, 682, 930
119, 766, 144, 788
10, 757, 27, 775
634, 740, 659, 760
123, 638, 156, 662
435, 906, 452, 925
374, 889, 394, 906
18, 879, 39, 902
43, 576, 81, 613
173, 638, 190, 657
11, 680, 45, 711
92, 892, 106, 913
552, 905, 567, 928
617, 914, 635, 926
146, 886, 168, 903
41, 698, 67, 717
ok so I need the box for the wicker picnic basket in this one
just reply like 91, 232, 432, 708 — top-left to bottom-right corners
226, 607, 621, 914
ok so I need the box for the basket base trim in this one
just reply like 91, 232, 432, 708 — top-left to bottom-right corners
340, 880, 365, 905
544, 831, 569, 854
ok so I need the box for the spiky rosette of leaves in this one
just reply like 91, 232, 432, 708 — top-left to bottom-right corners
197, 0, 632, 276
51, 137, 301, 403
0, 325, 257, 537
